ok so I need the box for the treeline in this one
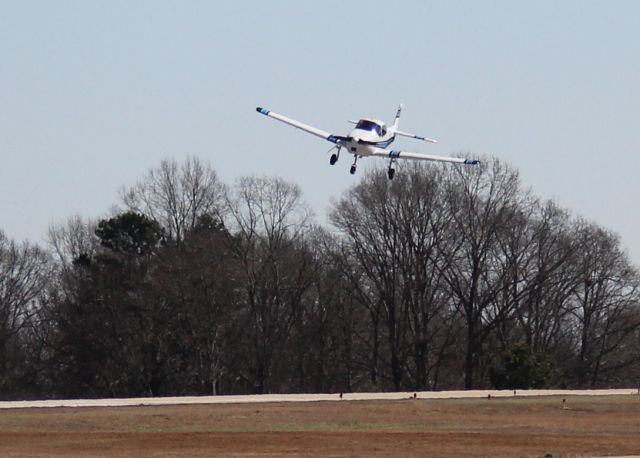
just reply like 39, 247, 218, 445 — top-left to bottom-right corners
1, 156, 639, 400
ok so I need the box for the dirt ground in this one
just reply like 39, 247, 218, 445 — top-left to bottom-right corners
0, 395, 639, 457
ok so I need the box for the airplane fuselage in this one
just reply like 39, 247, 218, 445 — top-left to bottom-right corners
336, 119, 395, 157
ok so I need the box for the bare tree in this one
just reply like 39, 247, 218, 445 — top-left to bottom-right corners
568, 221, 640, 387
224, 175, 315, 393
438, 157, 526, 389
0, 231, 50, 395
331, 169, 406, 390
511, 201, 580, 355
47, 215, 97, 268
331, 164, 459, 390
304, 227, 367, 393
147, 216, 242, 395
393, 165, 463, 390
121, 156, 225, 242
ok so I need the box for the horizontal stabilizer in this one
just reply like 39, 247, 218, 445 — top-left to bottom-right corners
395, 129, 438, 143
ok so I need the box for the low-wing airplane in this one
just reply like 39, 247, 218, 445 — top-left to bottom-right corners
256, 104, 479, 180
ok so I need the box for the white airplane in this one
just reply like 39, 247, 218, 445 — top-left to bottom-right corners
256, 104, 479, 179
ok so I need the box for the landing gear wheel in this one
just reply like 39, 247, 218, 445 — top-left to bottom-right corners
350, 165, 356, 175
328, 146, 341, 165
387, 168, 396, 180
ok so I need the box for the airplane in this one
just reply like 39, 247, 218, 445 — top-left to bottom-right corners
256, 104, 479, 180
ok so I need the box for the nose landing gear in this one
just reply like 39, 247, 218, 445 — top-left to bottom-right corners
350, 155, 358, 175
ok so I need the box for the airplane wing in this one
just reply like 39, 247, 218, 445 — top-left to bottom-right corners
371, 148, 479, 165
256, 107, 345, 144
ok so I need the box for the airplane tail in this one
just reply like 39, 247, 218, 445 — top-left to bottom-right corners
393, 104, 438, 143
392, 103, 403, 131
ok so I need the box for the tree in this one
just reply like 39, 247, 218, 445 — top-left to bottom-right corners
438, 158, 526, 389
17, 155, 640, 397
331, 164, 458, 390
392, 166, 462, 390
567, 221, 640, 387
48, 212, 163, 397
303, 228, 366, 393
47, 215, 98, 269
95, 211, 164, 256
146, 214, 242, 395
224, 175, 316, 393
121, 156, 224, 243
510, 201, 580, 355
0, 231, 50, 398
490, 343, 554, 389
331, 168, 407, 390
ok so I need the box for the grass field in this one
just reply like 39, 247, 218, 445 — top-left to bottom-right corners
0, 395, 639, 456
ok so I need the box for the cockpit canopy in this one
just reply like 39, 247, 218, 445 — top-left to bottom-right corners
355, 119, 387, 137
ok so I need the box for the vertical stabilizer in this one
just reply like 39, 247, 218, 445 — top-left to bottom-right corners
393, 103, 403, 131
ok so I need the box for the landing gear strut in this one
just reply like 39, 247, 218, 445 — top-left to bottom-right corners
350, 155, 358, 175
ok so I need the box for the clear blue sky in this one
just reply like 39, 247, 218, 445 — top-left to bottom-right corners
1, 1, 639, 264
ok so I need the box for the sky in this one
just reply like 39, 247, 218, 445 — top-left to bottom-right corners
1, 1, 639, 264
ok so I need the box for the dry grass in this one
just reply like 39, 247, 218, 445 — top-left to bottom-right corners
0, 395, 639, 456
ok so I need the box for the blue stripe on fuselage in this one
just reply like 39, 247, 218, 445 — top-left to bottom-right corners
356, 135, 395, 149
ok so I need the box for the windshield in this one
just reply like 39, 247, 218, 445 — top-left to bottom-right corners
355, 120, 382, 136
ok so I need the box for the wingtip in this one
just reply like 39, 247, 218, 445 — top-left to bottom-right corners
464, 159, 480, 165
256, 107, 270, 115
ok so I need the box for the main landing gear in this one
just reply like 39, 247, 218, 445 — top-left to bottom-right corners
328, 146, 340, 165
387, 167, 395, 180
387, 158, 397, 180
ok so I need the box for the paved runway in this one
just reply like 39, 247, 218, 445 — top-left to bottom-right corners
1, 388, 638, 409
